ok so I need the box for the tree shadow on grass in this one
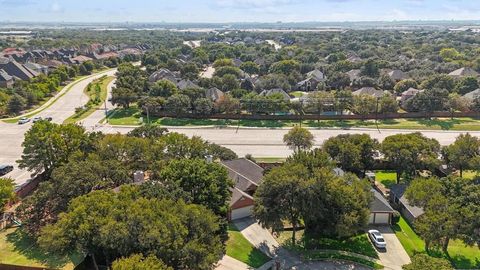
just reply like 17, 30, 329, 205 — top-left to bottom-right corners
6, 229, 83, 269
409, 118, 468, 130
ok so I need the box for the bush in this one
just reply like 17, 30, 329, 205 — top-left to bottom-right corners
392, 210, 401, 225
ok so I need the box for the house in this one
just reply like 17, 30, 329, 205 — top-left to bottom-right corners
0, 69, 14, 88
71, 55, 93, 65
206, 87, 225, 102
0, 59, 39, 81
400, 88, 421, 104
346, 69, 361, 82
307, 69, 325, 82
347, 55, 362, 63
388, 70, 407, 81
24, 62, 49, 75
296, 77, 320, 91
37, 59, 64, 71
148, 68, 178, 83
259, 88, 291, 101
221, 158, 264, 220
448, 67, 479, 78
463, 88, 480, 100
389, 184, 424, 224
369, 189, 395, 225
177, 79, 200, 90
352, 87, 385, 98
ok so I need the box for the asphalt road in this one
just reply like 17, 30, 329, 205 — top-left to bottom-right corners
0, 69, 116, 185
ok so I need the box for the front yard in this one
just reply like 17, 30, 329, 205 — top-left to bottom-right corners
374, 170, 397, 188
393, 216, 480, 269
0, 228, 83, 269
226, 224, 270, 268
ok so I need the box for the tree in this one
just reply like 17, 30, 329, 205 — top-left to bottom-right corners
326, 72, 350, 90
381, 133, 440, 183
38, 189, 223, 270
323, 134, 378, 176
378, 74, 395, 90
446, 93, 471, 114
394, 79, 418, 94
112, 254, 172, 270
193, 98, 213, 115
254, 163, 309, 245
149, 80, 178, 97
439, 48, 462, 62
442, 133, 480, 177
379, 94, 399, 113
351, 94, 377, 116
454, 76, 479, 95
164, 94, 191, 115
0, 178, 15, 211
127, 125, 169, 139
221, 74, 239, 91
156, 159, 233, 217
214, 95, 240, 114
404, 88, 449, 113
283, 127, 314, 153
403, 254, 453, 270
8, 94, 26, 114
213, 58, 233, 68
18, 122, 89, 176
360, 59, 380, 77
112, 87, 137, 109
270, 60, 300, 75
240, 61, 260, 74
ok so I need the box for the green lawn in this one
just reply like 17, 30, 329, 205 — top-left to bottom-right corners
375, 170, 397, 188
393, 216, 480, 269
290, 91, 306, 98
106, 109, 480, 131
277, 230, 378, 259
0, 228, 83, 269
63, 76, 114, 124
226, 224, 270, 268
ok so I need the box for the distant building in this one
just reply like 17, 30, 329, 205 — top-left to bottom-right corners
148, 68, 178, 83
352, 87, 385, 98
449, 67, 479, 78
390, 184, 424, 224
0, 69, 14, 88
259, 88, 291, 101
176, 79, 200, 90
0, 59, 39, 81
206, 87, 225, 102
463, 88, 480, 100
346, 69, 361, 82
400, 88, 421, 104
71, 55, 93, 65
388, 69, 407, 81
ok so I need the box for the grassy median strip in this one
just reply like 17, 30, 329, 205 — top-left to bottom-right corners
226, 224, 270, 268
63, 76, 114, 124
3, 69, 114, 124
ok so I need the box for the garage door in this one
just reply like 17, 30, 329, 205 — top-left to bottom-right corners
370, 213, 390, 224
231, 206, 253, 220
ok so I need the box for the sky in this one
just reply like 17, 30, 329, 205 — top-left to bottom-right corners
1, 0, 480, 23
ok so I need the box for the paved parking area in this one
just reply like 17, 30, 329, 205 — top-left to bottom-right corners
370, 226, 410, 270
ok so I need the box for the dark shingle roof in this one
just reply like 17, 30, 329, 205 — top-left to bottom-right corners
390, 184, 424, 218
221, 158, 264, 189
370, 189, 395, 213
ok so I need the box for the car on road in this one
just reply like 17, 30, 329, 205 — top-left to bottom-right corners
32, 116, 42, 123
368, 229, 386, 249
0, 165, 13, 176
44, 116, 53, 121
18, 117, 30, 125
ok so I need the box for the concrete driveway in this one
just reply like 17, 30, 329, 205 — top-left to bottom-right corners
216, 255, 252, 270
370, 226, 410, 270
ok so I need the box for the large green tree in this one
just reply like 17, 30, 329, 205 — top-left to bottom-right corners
442, 133, 480, 177
38, 189, 223, 270
0, 178, 15, 211
18, 122, 89, 176
381, 133, 440, 183
403, 254, 453, 270
283, 126, 314, 153
112, 254, 172, 270
323, 134, 379, 176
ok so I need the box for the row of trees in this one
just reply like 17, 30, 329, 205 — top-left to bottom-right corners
283, 127, 480, 183
15, 122, 237, 269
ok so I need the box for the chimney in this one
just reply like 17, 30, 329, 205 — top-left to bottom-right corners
133, 171, 145, 183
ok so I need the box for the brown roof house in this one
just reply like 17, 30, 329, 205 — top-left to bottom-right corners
400, 87, 422, 104
387, 69, 407, 81
352, 87, 385, 98
221, 158, 264, 220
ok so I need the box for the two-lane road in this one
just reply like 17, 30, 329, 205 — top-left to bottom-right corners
0, 69, 116, 184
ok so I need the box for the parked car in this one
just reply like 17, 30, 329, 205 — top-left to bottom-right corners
0, 165, 13, 176
368, 230, 386, 249
18, 117, 30, 125
44, 116, 53, 122
32, 116, 42, 123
